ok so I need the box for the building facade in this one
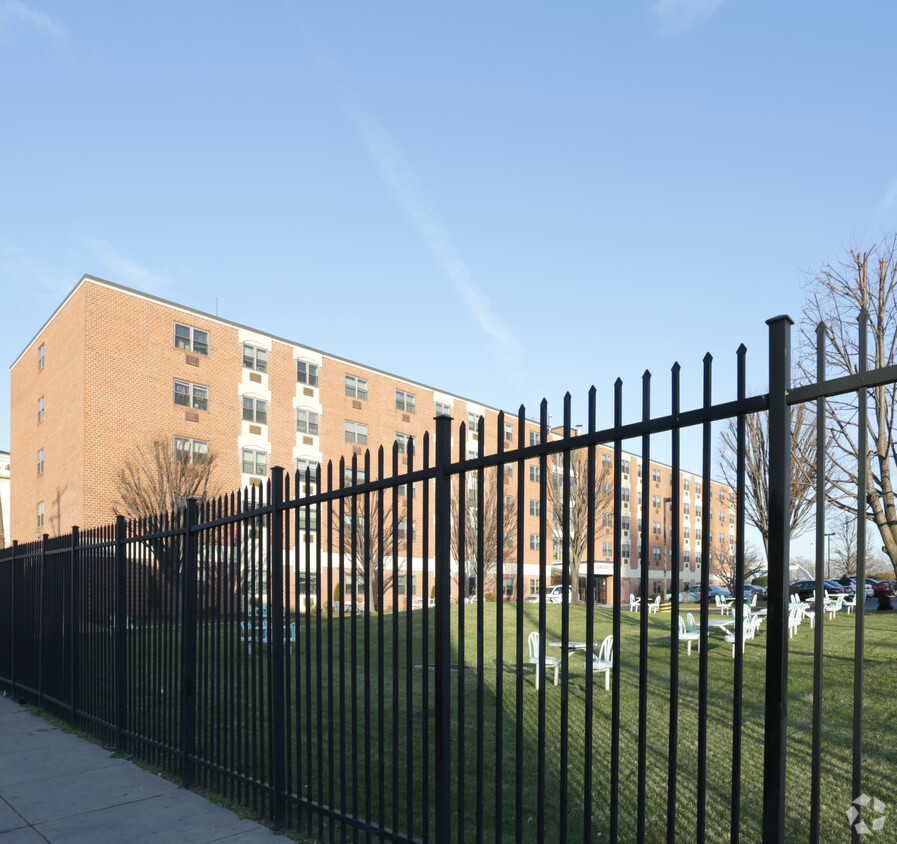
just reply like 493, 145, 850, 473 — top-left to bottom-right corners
10, 276, 735, 603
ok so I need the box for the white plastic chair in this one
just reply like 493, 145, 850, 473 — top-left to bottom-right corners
714, 594, 732, 615
527, 631, 559, 690
587, 635, 614, 691
824, 593, 846, 619
724, 614, 762, 657
788, 604, 804, 638
629, 594, 641, 612
647, 595, 661, 614
678, 614, 701, 656
842, 592, 856, 614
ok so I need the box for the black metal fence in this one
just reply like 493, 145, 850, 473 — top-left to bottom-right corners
1, 315, 893, 843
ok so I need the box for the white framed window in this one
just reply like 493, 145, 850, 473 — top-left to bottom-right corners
38, 343, 45, 370
652, 495, 661, 508
620, 487, 630, 504
242, 397, 267, 424
529, 500, 540, 516
242, 344, 267, 372
530, 431, 541, 446
396, 390, 416, 413
174, 323, 209, 355
468, 412, 481, 439
653, 521, 661, 535
435, 401, 452, 416
622, 515, 630, 531
652, 468, 661, 483
37, 448, 44, 475
684, 549, 690, 563
621, 543, 630, 558
504, 422, 514, 442
296, 458, 320, 487
298, 509, 319, 531
395, 432, 411, 454
652, 547, 661, 562
175, 437, 209, 463
37, 501, 44, 528
37, 396, 44, 423
345, 375, 368, 400
296, 409, 319, 436
242, 449, 267, 476
343, 466, 367, 485
174, 380, 209, 410
397, 575, 416, 596
297, 360, 319, 386
684, 478, 690, 491
397, 520, 416, 541
529, 466, 540, 483
529, 534, 540, 551
602, 541, 612, 556
345, 421, 368, 445
399, 484, 416, 498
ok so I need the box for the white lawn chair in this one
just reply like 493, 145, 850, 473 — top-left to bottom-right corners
528, 631, 559, 690
714, 594, 732, 615
678, 613, 701, 656
724, 614, 762, 657
824, 593, 845, 619
788, 604, 804, 638
842, 592, 856, 614
647, 595, 661, 614
629, 594, 641, 612
241, 620, 269, 654
587, 635, 614, 691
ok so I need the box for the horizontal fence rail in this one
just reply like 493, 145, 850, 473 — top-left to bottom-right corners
1, 314, 895, 843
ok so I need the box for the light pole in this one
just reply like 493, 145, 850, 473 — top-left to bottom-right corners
824, 531, 835, 579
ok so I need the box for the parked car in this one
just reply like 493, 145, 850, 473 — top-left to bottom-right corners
866, 578, 890, 597
847, 578, 874, 598
881, 580, 897, 595
524, 585, 572, 604
685, 584, 732, 602
789, 580, 848, 601
743, 584, 767, 601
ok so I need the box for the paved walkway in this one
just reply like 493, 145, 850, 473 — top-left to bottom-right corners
0, 695, 294, 843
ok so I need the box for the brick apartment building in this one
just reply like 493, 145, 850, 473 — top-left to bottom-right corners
10, 276, 735, 604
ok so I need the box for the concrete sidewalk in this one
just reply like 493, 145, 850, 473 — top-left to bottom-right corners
0, 694, 295, 843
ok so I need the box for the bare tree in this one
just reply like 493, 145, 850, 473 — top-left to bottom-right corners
545, 449, 612, 604
709, 543, 767, 594
718, 404, 818, 563
114, 437, 218, 589
800, 237, 897, 579
339, 491, 407, 610
829, 511, 879, 579
451, 468, 517, 600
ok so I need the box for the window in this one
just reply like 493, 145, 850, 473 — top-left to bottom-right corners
174, 323, 208, 355
719, 510, 725, 523
435, 401, 452, 416
296, 409, 319, 436
396, 390, 416, 413
174, 380, 209, 410
684, 526, 690, 540
397, 575, 416, 596
529, 500, 540, 516
684, 478, 690, 491
468, 412, 481, 437
296, 459, 320, 489
343, 466, 367, 486
38, 343, 45, 370
637, 463, 642, 478
242, 344, 267, 372
696, 481, 702, 495
37, 396, 44, 423
397, 520, 416, 541
652, 548, 661, 562
503, 577, 514, 598
504, 494, 514, 509
529, 431, 541, 446
242, 449, 267, 476
399, 484, 417, 498
602, 541, 612, 556
621, 459, 630, 474
696, 528, 702, 541
504, 422, 514, 442
602, 454, 612, 468
529, 466, 541, 483
298, 509, 318, 531
638, 518, 643, 533
719, 489, 725, 501
297, 361, 318, 387
653, 521, 661, 535
652, 495, 661, 508
637, 490, 642, 506
529, 534, 540, 550
467, 449, 478, 459
708, 531, 713, 543
37, 448, 44, 475
652, 468, 661, 483
37, 501, 44, 528
730, 512, 735, 525
345, 375, 368, 400
620, 487, 630, 504
621, 543, 630, 558
696, 503, 702, 517
242, 397, 267, 424
395, 432, 411, 454
175, 437, 209, 462
684, 501, 690, 515
344, 421, 368, 445
621, 515, 630, 531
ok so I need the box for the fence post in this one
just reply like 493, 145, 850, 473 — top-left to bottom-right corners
70, 526, 80, 727
114, 516, 127, 750
181, 498, 199, 788
269, 467, 287, 827
10, 540, 17, 700
39, 533, 47, 708
433, 414, 452, 844
762, 315, 793, 844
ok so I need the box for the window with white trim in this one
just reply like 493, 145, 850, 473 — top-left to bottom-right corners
529, 431, 541, 446
242, 397, 267, 424
296, 409, 319, 436
297, 360, 319, 386
529, 500, 540, 516
175, 437, 209, 463
343, 466, 367, 486
242, 449, 267, 476
38, 344, 45, 370
345, 421, 368, 445
529, 534, 540, 551
652, 468, 661, 483
174, 380, 208, 410
504, 422, 514, 442
395, 433, 411, 454
396, 390, 416, 413
435, 401, 451, 416
602, 541, 612, 556
37, 448, 44, 475
174, 323, 208, 355
242, 344, 267, 372
345, 375, 368, 400
529, 466, 540, 483
37, 501, 44, 528
37, 396, 44, 423
296, 458, 320, 488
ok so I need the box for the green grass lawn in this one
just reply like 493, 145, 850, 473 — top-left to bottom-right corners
113, 602, 896, 842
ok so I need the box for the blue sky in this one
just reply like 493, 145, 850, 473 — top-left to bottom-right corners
3, 0, 897, 495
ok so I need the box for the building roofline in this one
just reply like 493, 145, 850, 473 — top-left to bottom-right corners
12, 274, 537, 424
